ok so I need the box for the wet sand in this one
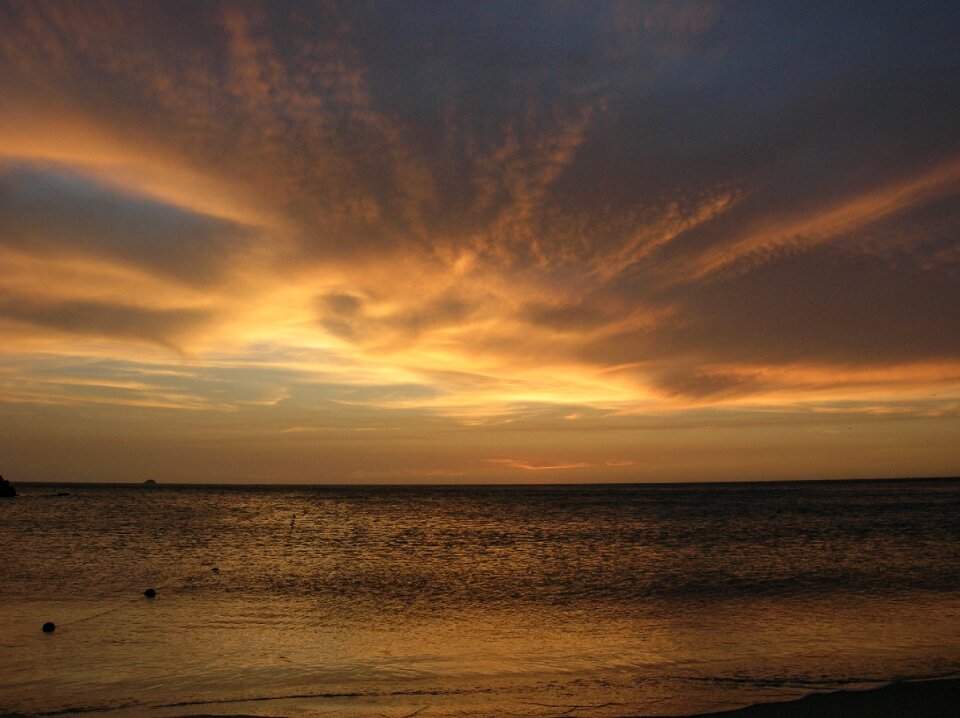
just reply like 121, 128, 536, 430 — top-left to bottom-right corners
654, 677, 960, 718
150, 677, 960, 718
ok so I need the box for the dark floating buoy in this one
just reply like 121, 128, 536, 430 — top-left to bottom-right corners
143, 588, 157, 598
42, 622, 56, 633
211, 567, 220, 574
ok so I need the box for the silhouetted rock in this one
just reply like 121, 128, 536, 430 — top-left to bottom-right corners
0, 475, 16, 497
143, 588, 156, 598
42, 622, 55, 633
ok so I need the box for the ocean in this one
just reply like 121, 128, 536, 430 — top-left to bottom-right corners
1, 479, 959, 717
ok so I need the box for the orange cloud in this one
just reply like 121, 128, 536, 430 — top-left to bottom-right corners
1, 1, 958, 482
484, 458, 595, 471
683, 157, 960, 280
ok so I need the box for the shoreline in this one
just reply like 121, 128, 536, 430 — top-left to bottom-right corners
643, 677, 960, 718
2, 678, 958, 718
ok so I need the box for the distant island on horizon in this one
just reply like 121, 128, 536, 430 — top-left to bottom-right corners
11, 475, 960, 488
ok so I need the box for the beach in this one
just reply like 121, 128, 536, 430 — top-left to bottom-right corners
64, 678, 959, 718
666, 677, 960, 718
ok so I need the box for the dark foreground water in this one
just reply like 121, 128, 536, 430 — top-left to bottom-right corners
1, 479, 959, 717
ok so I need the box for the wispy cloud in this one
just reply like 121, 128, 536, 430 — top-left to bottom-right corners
484, 458, 595, 472
681, 157, 960, 280
0, 1, 958, 481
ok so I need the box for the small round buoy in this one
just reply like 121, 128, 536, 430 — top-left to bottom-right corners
42, 622, 56, 633
143, 588, 156, 598
211, 567, 220, 574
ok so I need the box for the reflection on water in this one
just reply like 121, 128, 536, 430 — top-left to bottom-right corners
1, 480, 959, 716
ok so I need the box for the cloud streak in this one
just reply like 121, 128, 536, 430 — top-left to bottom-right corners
1, 1, 959, 481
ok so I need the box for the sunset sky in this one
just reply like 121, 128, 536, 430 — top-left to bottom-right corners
1, 1, 959, 483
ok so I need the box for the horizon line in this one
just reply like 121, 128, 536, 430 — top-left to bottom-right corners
12, 475, 960, 489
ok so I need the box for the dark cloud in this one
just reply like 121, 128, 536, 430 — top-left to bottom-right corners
651, 368, 767, 401
316, 291, 475, 347
5, 0, 957, 274
322, 293, 364, 316
0, 296, 212, 350
521, 299, 621, 332
674, 246, 960, 366
0, 165, 253, 284
318, 292, 364, 338
578, 241, 960, 386
2, 0, 960, 413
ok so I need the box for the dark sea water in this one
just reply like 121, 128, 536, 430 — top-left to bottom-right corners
1, 479, 959, 717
